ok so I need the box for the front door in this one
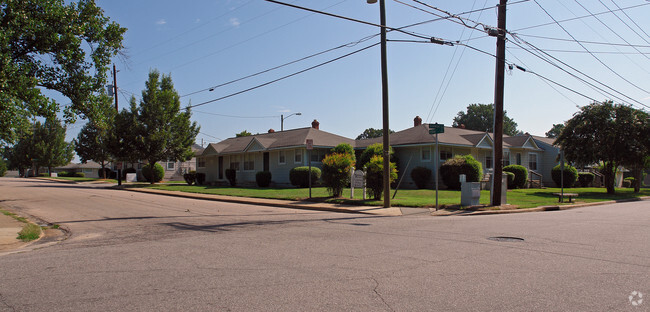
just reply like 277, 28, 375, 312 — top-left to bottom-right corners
263, 152, 269, 172
218, 156, 224, 179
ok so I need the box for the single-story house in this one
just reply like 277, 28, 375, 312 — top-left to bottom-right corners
196, 117, 562, 188
198, 120, 354, 185
163, 144, 205, 181
54, 161, 103, 178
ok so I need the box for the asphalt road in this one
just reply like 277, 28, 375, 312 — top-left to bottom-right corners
0, 178, 648, 311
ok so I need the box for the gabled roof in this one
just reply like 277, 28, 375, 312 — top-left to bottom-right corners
531, 135, 557, 147
200, 127, 355, 156
355, 124, 541, 150
57, 161, 102, 170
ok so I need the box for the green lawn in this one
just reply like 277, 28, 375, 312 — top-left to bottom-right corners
143, 184, 650, 209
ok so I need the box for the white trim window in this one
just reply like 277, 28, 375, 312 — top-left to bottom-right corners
294, 149, 302, 164
197, 157, 206, 168
83, 168, 93, 173
528, 153, 538, 171
167, 162, 175, 170
243, 154, 255, 171
516, 153, 522, 165
278, 151, 286, 165
440, 150, 452, 162
310, 149, 326, 163
230, 155, 240, 171
485, 154, 493, 169
503, 151, 510, 167
421, 146, 431, 162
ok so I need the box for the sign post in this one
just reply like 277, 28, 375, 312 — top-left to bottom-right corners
429, 123, 444, 211
306, 139, 313, 199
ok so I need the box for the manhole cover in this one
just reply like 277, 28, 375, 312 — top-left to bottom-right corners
487, 236, 524, 242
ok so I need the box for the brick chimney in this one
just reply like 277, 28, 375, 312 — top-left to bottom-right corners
311, 119, 319, 130
268, 129, 275, 133
414, 116, 422, 127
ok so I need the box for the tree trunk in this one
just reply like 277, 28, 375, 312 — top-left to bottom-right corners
633, 166, 642, 193
603, 161, 616, 194
149, 161, 156, 184
100, 161, 106, 179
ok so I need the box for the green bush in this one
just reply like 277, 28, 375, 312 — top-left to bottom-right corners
73, 172, 85, 177
624, 177, 635, 188
330, 143, 356, 162
504, 171, 515, 189
195, 172, 206, 185
256, 171, 272, 187
410, 166, 432, 189
321, 153, 354, 197
439, 155, 483, 190
183, 172, 196, 185
225, 168, 237, 186
58, 171, 69, 177
289, 166, 321, 188
577, 172, 595, 187
97, 168, 113, 179
365, 155, 398, 200
0, 159, 6, 177
357, 143, 394, 172
503, 164, 528, 189
38, 172, 49, 177
551, 164, 578, 188
142, 163, 164, 183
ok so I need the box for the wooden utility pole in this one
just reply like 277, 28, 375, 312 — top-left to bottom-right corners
379, 0, 391, 208
491, 0, 507, 206
113, 64, 122, 186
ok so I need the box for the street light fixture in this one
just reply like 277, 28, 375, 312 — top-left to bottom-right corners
368, 0, 391, 208
281, 112, 302, 131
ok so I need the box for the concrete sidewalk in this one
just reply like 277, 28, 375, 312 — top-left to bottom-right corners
0, 213, 27, 252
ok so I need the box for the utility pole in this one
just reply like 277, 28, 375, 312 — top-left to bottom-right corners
113, 64, 122, 186
378, 0, 391, 208
490, 0, 507, 206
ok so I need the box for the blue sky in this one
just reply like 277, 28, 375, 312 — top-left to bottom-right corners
63, 0, 650, 146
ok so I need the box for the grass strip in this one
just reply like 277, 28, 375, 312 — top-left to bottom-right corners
17, 223, 41, 241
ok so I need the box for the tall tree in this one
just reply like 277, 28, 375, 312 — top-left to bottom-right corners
32, 118, 74, 174
0, 0, 126, 145
130, 70, 199, 184
545, 123, 565, 138
75, 97, 115, 177
556, 101, 650, 194
452, 103, 519, 136
355, 128, 394, 140
4, 133, 34, 176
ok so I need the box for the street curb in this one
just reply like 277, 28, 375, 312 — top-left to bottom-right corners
120, 187, 398, 216
31, 177, 77, 184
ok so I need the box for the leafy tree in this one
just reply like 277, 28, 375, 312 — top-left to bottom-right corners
109, 101, 142, 166
75, 122, 113, 179
32, 118, 74, 175
0, 0, 126, 145
556, 101, 650, 194
321, 153, 355, 197
545, 123, 565, 138
452, 103, 519, 136
4, 134, 33, 176
129, 70, 199, 184
356, 128, 394, 140
236, 130, 252, 137
330, 143, 355, 162
365, 155, 397, 200
0, 158, 7, 177
357, 143, 394, 171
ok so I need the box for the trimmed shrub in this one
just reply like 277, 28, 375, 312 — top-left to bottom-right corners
183, 172, 196, 185
321, 153, 354, 197
256, 171, 272, 187
58, 171, 69, 177
410, 166, 432, 189
38, 172, 49, 177
577, 172, 595, 187
551, 164, 578, 188
73, 172, 85, 177
504, 171, 515, 189
439, 155, 483, 190
365, 155, 398, 200
97, 168, 113, 179
624, 177, 635, 188
142, 163, 164, 183
330, 143, 356, 162
195, 172, 206, 185
503, 164, 528, 189
289, 166, 321, 188
225, 168, 237, 186
357, 143, 394, 172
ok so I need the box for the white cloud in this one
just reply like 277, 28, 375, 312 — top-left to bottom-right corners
155, 19, 166, 25
229, 17, 240, 27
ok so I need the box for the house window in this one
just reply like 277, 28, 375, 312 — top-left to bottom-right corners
528, 153, 538, 171
440, 150, 452, 161
516, 153, 522, 165
230, 155, 240, 171
83, 168, 93, 173
310, 149, 325, 163
198, 157, 206, 168
243, 154, 255, 171
278, 151, 286, 164
421, 147, 431, 162
167, 162, 175, 170
503, 151, 510, 167
485, 155, 493, 169
294, 149, 302, 164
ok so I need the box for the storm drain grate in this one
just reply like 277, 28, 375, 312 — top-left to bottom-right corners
487, 236, 524, 242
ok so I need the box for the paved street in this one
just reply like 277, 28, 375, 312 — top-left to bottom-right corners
0, 178, 648, 311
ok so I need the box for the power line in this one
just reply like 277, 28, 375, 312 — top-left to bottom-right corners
600, 0, 650, 45
507, 46, 649, 55
512, 33, 650, 48
193, 110, 278, 119
187, 42, 380, 109
533, 0, 649, 94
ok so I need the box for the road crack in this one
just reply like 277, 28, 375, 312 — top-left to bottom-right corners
371, 277, 394, 312
0, 293, 17, 312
